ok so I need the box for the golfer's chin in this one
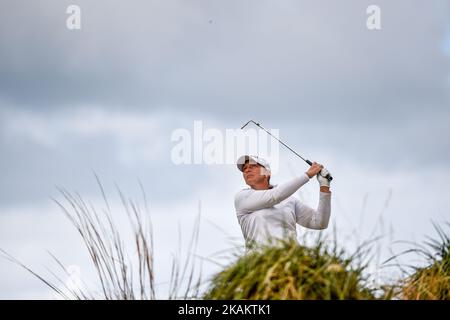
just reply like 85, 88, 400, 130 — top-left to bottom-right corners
245, 178, 258, 188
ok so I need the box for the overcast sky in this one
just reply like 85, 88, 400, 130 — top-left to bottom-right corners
1, 0, 450, 299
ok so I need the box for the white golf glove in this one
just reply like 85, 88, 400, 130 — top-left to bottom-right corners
316, 168, 331, 187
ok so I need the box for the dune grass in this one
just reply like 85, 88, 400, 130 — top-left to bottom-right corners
1, 176, 202, 300
395, 223, 450, 300
203, 236, 378, 300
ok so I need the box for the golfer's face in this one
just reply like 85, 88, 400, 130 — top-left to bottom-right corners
242, 161, 267, 185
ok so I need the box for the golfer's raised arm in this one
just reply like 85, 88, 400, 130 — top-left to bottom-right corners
294, 192, 331, 230
234, 174, 310, 213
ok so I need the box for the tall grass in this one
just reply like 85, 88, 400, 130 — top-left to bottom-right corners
203, 235, 378, 300
1, 176, 202, 300
392, 222, 450, 300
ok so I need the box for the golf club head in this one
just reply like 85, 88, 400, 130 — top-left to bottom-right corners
241, 119, 332, 181
240, 120, 258, 130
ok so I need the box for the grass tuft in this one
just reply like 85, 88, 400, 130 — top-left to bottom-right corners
203, 236, 377, 300
398, 222, 450, 300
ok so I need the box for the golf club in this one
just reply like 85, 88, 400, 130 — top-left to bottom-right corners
241, 120, 333, 181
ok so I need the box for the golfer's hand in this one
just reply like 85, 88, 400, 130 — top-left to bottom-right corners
306, 162, 323, 178
317, 168, 331, 188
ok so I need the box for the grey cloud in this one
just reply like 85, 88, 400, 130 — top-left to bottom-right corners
0, 1, 448, 123
0, 108, 211, 207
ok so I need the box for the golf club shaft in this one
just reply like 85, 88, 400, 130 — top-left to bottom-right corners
241, 120, 333, 181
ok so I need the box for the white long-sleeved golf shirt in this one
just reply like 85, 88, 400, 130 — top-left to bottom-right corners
234, 173, 331, 246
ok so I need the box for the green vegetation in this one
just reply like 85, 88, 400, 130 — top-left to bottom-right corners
203, 238, 376, 300
397, 223, 450, 300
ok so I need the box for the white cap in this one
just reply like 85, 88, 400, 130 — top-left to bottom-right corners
236, 155, 271, 172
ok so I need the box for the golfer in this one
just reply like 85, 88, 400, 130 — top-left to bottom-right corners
235, 155, 331, 247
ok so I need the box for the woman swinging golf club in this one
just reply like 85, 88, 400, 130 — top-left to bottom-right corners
235, 155, 331, 248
